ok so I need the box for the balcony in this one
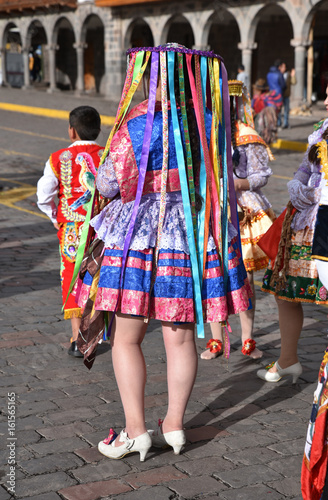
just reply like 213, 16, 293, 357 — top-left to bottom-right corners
0, 0, 77, 13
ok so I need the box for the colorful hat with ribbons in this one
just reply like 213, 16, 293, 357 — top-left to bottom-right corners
76, 43, 240, 343
228, 79, 254, 129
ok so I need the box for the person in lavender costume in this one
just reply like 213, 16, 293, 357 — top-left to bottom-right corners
258, 88, 328, 383
201, 80, 276, 361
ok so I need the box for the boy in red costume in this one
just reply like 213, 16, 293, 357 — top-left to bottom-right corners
37, 106, 103, 356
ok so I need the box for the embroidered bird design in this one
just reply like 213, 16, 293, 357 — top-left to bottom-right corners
70, 153, 98, 211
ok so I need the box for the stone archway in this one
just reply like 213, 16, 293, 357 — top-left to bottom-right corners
3, 23, 23, 87
125, 18, 154, 49
165, 14, 194, 48
53, 17, 77, 90
27, 20, 48, 85
306, 1, 328, 100
81, 14, 104, 93
206, 10, 240, 79
252, 4, 293, 85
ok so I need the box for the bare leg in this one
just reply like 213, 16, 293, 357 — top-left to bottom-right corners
239, 271, 263, 359
71, 317, 81, 342
200, 322, 223, 360
161, 322, 197, 432
268, 297, 303, 373
110, 313, 148, 443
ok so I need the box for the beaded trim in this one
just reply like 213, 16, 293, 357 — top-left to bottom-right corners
127, 45, 223, 61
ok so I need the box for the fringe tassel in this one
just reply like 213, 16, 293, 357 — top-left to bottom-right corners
64, 308, 82, 320
221, 320, 231, 360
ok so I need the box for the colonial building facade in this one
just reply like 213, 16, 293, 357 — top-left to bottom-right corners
1, 0, 328, 105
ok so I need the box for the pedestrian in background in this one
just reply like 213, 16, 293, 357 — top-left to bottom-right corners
252, 78, 279, 144
237, 63, 249, 91
37, 106, 103, 357
278, 62, 296, 129
266, 59, 286, 111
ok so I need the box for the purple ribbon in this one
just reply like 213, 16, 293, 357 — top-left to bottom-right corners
119, 51, 159, 289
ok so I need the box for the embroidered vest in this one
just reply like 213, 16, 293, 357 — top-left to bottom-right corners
110, 100, 211, 204
50, 143, 104, 223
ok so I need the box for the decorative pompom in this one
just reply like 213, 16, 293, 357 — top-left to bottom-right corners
241, 338, 256, 355
205, 338, 223, 354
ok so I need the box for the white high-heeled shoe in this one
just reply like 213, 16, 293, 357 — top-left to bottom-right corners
257, 361, 302, 384
98, 429, 152, 462
151, 421, 186, 455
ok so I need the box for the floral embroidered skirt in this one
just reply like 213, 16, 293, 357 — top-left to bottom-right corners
261, 227, 328, 304
58, 221, 83, 319
239, 207, 276, 272
76, 236, 252, 323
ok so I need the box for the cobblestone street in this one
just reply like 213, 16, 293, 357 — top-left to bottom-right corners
0, 87, 327, 499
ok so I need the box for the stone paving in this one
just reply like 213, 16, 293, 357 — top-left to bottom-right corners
0, 88, 328, 499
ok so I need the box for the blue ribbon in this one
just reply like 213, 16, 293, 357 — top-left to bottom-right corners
168, 51, 204, 338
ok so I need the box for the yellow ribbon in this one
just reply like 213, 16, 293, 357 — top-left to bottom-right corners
100, 51, 151, 165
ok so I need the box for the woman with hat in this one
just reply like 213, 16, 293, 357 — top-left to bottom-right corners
201, 80, 276, 361
74, 44, 252, 461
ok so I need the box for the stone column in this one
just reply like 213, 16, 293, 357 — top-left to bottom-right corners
22, 47, 31, 89
73, 42, 87, 95
0, 48, 7, 86
291, 38, 310, 106
192, 45, 210, 51
237, 42, 257, 82
46, 44, 59, 93
104, 17, 125, 101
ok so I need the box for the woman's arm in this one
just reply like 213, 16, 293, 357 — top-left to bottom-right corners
36, 160, 59, 224
243, 144, 272, 191
287, 152, 320, 210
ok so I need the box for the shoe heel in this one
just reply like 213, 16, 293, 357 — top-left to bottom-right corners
172, 443, 183, 455
292, 374, 300, 384
139, 447, 149, 462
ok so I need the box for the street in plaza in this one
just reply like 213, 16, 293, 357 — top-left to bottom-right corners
0, 87, 327, 500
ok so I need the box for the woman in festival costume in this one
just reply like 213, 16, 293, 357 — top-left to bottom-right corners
201, 80, 275, 361
74, 44, 252, 461
257, 86, 328, 384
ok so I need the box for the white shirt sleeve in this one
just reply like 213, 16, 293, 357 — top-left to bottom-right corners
36, 160, 59, 223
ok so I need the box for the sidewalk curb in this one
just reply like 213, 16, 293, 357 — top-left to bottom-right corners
271, 138, 308, 152
0, 102, 116, 127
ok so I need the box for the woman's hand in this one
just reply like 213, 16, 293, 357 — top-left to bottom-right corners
53, 222, 60, 230
234, 178, 250, 191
